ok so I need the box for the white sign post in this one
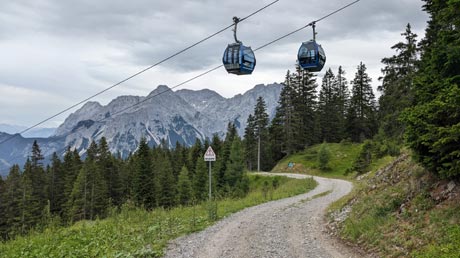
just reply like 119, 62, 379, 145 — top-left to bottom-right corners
204, 146, 216, 200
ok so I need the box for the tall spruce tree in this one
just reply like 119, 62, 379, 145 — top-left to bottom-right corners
215, 123, 237, 190
133, 137, 157, 209
0, 176, 7, 239
347, 62, 378, 142
193, 153, 208, 201
253, 97, 270, 171
22, 141, 47, 229
291, 65, 318, 149
225, 137, 246, 197
177, 166, 192, 206
243, 114, 257, 170
275, 71, 297, 155
69, 142, 109, 221
98, 137, 122, 207
334, 66, 350, 140
3, 165, 24, 238
157, 152, 176, 208
318, 68, 343, 142
401, 0, 460, 177
62, 147, 82, 219
379, 23, 419, 139
47, 152, 65, 216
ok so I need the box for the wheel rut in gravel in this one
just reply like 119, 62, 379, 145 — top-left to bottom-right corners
164, 173, 359, 258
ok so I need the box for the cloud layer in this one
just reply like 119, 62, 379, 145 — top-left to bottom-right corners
0, 0, 428, 128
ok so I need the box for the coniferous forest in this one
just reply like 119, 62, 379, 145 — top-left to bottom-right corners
0, 0, 459, 246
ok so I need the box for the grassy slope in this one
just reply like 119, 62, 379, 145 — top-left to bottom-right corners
271, 142, 393, 180
0, 175, 316, 258
271, 142, 460, 257
333, 152, 460, 258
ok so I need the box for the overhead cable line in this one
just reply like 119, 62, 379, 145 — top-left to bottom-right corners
98, 0, 361, 118
1, 0, 361, 173
0, 0, 280, 146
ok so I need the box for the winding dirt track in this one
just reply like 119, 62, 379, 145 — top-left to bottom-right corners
164, 173, 358, 258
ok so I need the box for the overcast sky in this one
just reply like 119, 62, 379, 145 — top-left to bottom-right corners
0, 0, 429, 129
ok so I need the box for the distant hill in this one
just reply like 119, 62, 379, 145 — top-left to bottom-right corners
0, 124, 56, 138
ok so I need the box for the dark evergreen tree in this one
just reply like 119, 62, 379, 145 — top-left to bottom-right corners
69, 142, 109, 221
133, 137, 157, 209
98, 137, 122, 207
274, 71, 297, 155
291, 65, 318, 149
401, 0, 460, 177
177, 166, 192, 206
22, 141, 47, 229
47, 152, 65, 216
378, 23, 419, 139
346, 62, 378, 142
62, 147, 82, 219
225, 137, 246, 197
318, 68, 342, 142
193, 153, 208, 201
187, 138, 203, 175
215, 122, 237, 190
3, 165, 24, 238
0, 176, 7, 239
253, 97, 270, 171
243, 114, 257, 170
157, 152, 176, 208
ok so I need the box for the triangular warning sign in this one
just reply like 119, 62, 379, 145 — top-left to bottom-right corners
204, 146, 216, 161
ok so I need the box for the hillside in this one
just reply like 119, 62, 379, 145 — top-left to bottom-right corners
269, 143, 460, 256
328, 151, 460, 257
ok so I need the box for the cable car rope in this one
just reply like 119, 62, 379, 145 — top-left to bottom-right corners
78, 0, 362, 127
0, 0, 280, 146
0, 0, 361, 172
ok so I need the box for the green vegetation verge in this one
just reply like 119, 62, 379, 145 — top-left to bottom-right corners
330, 151, 460, 257
0, 174, 316, 258
271, 142, 394, 180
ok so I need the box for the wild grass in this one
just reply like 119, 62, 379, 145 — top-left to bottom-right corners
0, 174, 316, 258
334, 152, 460, 257
272, 142, 362, 179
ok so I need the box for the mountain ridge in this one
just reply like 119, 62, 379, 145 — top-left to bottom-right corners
0, 83, 283, 176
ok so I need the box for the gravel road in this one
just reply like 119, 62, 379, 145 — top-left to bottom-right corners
164, 173, 358, 258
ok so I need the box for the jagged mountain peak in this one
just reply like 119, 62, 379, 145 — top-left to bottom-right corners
1, 83, 283, 175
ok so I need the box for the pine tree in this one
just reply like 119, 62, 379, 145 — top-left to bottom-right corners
0, 176, 7, 239
62, 147, 82, 220
347, 62, 378, 142
133, 137, 157, 209
187, 138, 203, 175
334, 66, 350, 140
215, 122, 237, 190
243, 114, 257, 170
401, 0, 460, 177
318, 68, 342, 142
3, 165, 25, 237
97, 137, 122, 207
225, 137, 246, 197
378, 23, 418, 139
47, 152, 65, 216
22, 141, 48, 229
253, 97, 270, 171
193, 153, 208, 201
69, 142, 109, 221
157, 152, 176, 208
177, 166, 192, 206
291, 65, 318, 149
274, 71, 297, 155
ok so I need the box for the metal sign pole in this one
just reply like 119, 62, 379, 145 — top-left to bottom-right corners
208, 161, 212, 201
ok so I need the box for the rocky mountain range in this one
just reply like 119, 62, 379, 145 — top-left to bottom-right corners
0, 83, 283, 176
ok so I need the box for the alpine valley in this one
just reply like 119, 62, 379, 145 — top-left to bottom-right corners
0, 84, 282, 176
